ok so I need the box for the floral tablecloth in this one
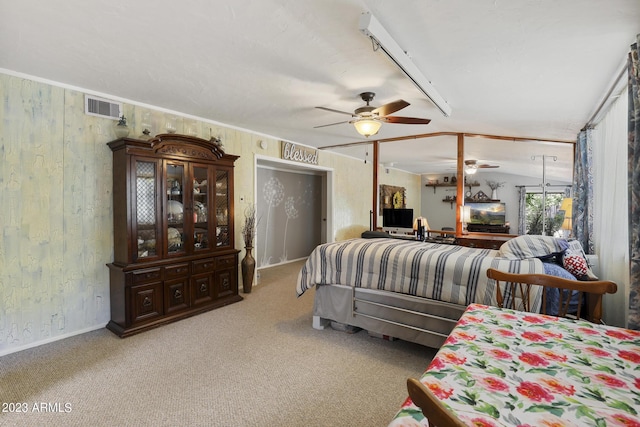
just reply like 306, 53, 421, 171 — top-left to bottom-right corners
389, 303, 640, 427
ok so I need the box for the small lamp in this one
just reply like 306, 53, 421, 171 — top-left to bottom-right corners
460, 205, 471, 233
353, 118, 382, 137
560, 198, 573, 236
413, 216, 429, 240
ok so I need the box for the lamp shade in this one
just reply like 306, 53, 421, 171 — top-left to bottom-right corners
353, 119, 382, 137
560, 198, 573, 230
413, 216, 429, 231
460, 205, 471, 223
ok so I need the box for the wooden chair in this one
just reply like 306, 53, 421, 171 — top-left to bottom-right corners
486, 268, 617, 323
406, 378, 466, 427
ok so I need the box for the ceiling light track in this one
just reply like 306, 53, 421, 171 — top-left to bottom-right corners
359, 12, 452, 117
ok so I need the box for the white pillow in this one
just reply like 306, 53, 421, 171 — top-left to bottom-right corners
498, 235, 568, 259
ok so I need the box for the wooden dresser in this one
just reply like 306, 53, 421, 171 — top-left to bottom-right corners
455, 233, 516, 250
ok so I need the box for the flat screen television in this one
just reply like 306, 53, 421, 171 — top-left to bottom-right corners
382, 208, 414, 232
466, 202, 506, 225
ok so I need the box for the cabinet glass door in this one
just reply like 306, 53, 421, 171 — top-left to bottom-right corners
215, 170, 230, 247
166, 163, 186, 255
135, 159, 159, 260
192, 166, 209, 251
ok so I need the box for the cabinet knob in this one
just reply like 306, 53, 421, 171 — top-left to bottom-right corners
174, 289, 182, 299
143, 296, 152, 307
200, 283, 208, 292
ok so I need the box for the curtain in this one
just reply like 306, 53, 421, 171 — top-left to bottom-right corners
593, 87, 629, 327
573, 129, 594, 254
628, 37, 640, 330
517, 186, 526, 235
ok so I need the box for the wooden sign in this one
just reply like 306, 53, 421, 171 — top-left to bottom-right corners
281, 141, 318, 165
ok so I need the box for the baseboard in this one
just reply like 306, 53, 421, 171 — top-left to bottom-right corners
0, 323, 107, 357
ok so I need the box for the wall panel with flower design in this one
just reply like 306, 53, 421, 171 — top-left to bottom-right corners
256, 168, 322, 268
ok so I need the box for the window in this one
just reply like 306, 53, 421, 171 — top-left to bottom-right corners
525, 192, 565, 236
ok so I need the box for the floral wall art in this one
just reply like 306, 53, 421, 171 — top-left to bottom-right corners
256, 168, 322, 268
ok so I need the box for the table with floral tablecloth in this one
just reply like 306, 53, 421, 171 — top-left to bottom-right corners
389, 303, 640, 427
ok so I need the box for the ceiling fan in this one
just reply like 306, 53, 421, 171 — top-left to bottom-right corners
314, 92, 431, 137
465, 159, 499, 174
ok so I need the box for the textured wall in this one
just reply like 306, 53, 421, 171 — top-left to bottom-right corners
1, 72, 411, 354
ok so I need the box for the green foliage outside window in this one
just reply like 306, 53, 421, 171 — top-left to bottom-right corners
525, 193, 564, 236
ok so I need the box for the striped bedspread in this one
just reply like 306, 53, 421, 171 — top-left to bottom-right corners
296, 238, 544, 307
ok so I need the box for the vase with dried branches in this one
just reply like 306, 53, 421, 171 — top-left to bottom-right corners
241, 205, 257, 293
485, 180, 505, 200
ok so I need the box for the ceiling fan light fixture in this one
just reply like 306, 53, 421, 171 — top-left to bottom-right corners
465, 164, 478, 175
353, 118, 382, 137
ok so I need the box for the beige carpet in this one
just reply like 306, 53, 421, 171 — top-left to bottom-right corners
0, 260, 435, 426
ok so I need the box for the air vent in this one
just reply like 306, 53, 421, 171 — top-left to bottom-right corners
84, 94, 122, 120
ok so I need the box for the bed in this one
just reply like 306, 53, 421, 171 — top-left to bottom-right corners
296, 235, 583, 348
390, 303, 640, 426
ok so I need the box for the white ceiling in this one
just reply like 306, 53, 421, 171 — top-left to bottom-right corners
1, 0, 638, 181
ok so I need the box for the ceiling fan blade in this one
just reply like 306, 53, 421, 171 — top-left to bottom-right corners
478, 164, 499, 168
313, 120, 349, 129
372, 99, 409, 116
315, 106, 356, 116
380, 116, 431, 125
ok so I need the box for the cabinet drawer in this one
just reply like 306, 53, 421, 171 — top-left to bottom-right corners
191, 274, 214, 306
215, 254, 237, 269
165, 278, 190, 314
132, 268, 162, 284
130, 283, 163, 324
215, 268, 237, 299
192, 258, 215, 274
165, 263, 190, 279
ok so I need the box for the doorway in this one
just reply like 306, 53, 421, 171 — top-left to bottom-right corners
255, 156, 333, 269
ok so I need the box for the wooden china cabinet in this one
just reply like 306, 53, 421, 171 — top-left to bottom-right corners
106, 134, 241, 337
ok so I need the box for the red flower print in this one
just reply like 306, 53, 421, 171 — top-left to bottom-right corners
426, 381, 454, 400
618, 349, 640, 364
489, 349, 512, 360
497, 329, 516, 337
516, 381, 554, 402
519, 352, 549, 367
522, 331, 547, 342
540, 330, 563, 339
594, 373, 626, 388
468, 417, 497, 427
635, 377, 640, 389
479, 376, 509, 392
577, 327, 600, 335
606, 329, 636, 341
456, 331, 477, 341
585, 347, 611, 358
468, 303, 489, 311
541, 378, 575, 396
465, 315, 484, 324
441, 351, 467, 365
428, 357, 445, 370
539, 350, 568, 362
608, 413, 640, 427
500, 313, 518, 321
522, 315, 546, 324
443, 335, 459, 346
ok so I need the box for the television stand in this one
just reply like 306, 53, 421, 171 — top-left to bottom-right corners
466, 224, 510, 234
